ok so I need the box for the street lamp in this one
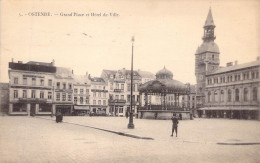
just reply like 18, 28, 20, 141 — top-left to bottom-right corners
128, 36, 135, 129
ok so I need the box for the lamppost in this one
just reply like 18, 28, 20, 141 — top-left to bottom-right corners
128, 36, 135, 129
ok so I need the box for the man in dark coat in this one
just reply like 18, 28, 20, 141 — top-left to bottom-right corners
56, 110, 62, 123
171, 113, 179, 137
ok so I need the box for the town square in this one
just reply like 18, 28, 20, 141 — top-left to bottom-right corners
0, 0, 260, 162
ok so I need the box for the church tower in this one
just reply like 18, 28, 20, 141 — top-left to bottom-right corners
195, 8, 220, 95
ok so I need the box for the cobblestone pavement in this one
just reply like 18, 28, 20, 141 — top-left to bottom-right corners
0, 116, 260, 163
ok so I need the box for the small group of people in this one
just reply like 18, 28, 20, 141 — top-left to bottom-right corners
55, 110, 63, 123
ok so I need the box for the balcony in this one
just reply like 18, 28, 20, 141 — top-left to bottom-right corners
19, 98, 47, 103
114, 89, 123, 92
109, 99, 126, 104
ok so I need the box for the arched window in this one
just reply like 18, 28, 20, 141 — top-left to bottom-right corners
228, 89, 232, 102
253, 87, 258, 101
243, 88, 248, 102
235, 89, 240, 102
214, 91, 218, 102
208, 91, 211, 102
220, 90, 224, 102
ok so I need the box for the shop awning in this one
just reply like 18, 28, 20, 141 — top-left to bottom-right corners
198, 107, 259, 111
74, 105, 90, 110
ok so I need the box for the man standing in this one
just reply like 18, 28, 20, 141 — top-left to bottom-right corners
171, 113, 179, 137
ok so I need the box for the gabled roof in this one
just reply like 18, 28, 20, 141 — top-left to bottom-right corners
89, 77, 105, 83
138, 70, 155, 79
207, 60, 260, 76
73, 75, 90, 85
103, 69, 117, 76
204, 8, 215, 27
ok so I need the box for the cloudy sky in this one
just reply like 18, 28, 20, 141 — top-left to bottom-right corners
0, 0, 259, 84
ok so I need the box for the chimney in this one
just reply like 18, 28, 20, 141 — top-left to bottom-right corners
51, 59, 55, 66
18, 61, 23, 63
72, 70, 74, 74
226, 62, 233, 67
257, 56, 260, 61
234, 60, 238, 65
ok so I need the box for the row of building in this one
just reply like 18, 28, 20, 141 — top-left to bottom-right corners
2, 59, 194, 117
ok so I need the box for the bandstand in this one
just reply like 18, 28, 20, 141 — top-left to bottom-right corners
137, 67, 191, 120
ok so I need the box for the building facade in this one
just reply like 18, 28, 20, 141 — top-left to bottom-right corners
101, 68, 146, 116
8, 61, 56, 115
195, 9, 260, 120
0, 83, 9, 114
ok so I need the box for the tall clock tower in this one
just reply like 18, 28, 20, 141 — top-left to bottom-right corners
195, 8, 220, 96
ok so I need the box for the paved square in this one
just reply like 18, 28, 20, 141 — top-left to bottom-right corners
0, 116, 260, 162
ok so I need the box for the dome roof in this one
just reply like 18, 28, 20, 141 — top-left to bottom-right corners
138, 79, 188, 94
156, 66, 173, 79
195, 41, 219, 54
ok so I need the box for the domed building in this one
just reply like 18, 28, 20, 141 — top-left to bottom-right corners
138, 67, 191, 120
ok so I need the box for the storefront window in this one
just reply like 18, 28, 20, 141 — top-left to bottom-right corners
235, 89, 240, 102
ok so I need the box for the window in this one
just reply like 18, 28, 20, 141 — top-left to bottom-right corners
86, 89, 89, 94
127, 95, 130, 102
121, 95, 124, 100
48, 79, 52, 86
133, 84, 136, 92
137, 95, 140, 102
23, 78, 27, 85
115, 95, 119, 100
62, 93, 66, 101
74, 97, 77, 103
235, 89, 239, 102
31, 90, 36, 98
98, 100, 101, 105
98, 92, 101, 97
121, 84, 124, 90
40, 91, 44, 99
214, 91, 218, 102
220, 90, 224, 102
14, 90, 18, 98
68, 83, 72, 89
40, 79, 44, 86
116, 83, 119, 89
119, 107, 123, 113
127, 84, 130, 91
93, 92, 96, 97
244, 88, 248, 102
208, 91, 211, 102
212, 55, 214, 60
238, 75, 240, 81
110, 83, 113, 90
228, 89, 232, 102
253, 87, 257, 101
86, 97, 89, 104
74, 89, 78, 93
63, 83, 66, 89
14, 77, 18, 84
57, 82, 60, 89
103, 100, 106, 105
256, 71, 259, 79
80, 97, 83, 104
68, 94, 72, 101
48, 92, 52, 99
32, 78, 36, 85
80, 89, 83, 94
102, 92, 106, 98
23, 90, 27, 98
56, 93, 60, 101
93, 100, 96, 105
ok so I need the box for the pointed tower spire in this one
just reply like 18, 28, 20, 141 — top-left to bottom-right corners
204, 8, 215, 27
202, 8, 216, 42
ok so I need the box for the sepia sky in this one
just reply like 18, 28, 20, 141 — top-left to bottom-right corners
0, 0, 259, 84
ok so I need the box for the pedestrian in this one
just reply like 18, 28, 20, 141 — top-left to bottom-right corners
179, 113, 182, 120
56, 110, 62, 123
171, 113, 179, 137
